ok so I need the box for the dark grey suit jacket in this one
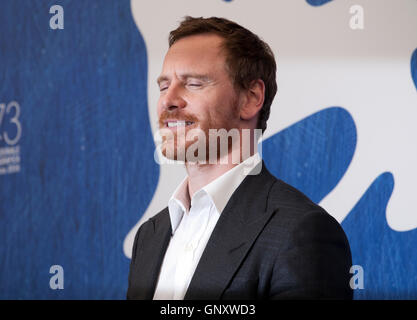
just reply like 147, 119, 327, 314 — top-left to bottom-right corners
127, 161, 353, 300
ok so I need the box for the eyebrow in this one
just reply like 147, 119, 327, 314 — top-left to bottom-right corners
156, 73, 212, 86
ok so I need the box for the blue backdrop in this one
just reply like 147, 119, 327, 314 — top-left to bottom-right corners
0, 0, 158, 299
0, 0, 416, 299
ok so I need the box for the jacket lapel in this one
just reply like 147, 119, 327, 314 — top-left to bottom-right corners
184, 162, 277, 300
131, 208, 172, 300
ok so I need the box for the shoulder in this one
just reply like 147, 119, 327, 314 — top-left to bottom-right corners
263, 172, 349, 247
132, 207, 170, 246
266, 174, 332, 219
268, 177, 324, 214
260, 172, 352, 298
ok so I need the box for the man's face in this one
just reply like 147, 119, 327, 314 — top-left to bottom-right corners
157, 34, 241, 162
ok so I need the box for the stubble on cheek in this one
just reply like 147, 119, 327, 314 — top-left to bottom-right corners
204, 98, 241, 163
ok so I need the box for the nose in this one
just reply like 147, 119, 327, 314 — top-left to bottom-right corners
160, 82, 186, 112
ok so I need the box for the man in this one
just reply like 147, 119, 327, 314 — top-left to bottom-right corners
127, 16, 353, 300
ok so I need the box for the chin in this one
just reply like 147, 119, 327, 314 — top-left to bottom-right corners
160, 142, 186, 162
162, 140, 210, 164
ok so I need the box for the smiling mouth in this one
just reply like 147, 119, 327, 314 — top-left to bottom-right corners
165, 120, 195, 128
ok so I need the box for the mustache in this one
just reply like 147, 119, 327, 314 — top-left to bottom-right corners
158, 110, 199, 127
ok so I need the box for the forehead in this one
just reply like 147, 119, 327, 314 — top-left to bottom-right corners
161, 34, 228, 75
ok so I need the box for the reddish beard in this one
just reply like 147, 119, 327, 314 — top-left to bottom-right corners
158, 102, 241, 163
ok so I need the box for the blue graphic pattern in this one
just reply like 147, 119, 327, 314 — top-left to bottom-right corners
263, 107, 356, 204
339, 47, 417, 299
306, 0, 334, 7
340, 172, 417, 299
0, 0, 158, 299
262, 106, 417, 299
411, 48, 417, 91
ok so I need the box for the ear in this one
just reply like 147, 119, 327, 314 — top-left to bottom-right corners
239, 79, 265, 121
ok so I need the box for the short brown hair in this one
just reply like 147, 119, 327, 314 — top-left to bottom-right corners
169, 16, 277, 133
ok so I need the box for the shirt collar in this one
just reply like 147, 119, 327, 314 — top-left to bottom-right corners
168, 153, 262, 234
203, 152, 262, 215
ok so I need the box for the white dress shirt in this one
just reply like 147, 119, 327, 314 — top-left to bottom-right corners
153, 153, 262, 300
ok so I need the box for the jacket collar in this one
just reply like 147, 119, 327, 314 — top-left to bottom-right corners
184, 160, 277, 299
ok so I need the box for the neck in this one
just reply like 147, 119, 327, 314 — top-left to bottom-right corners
185, 156, 236, 200
185, 139, 257, 199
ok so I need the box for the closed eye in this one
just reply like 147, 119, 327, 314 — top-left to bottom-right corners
187, 82, 203, 88
158, 82, 169, 92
